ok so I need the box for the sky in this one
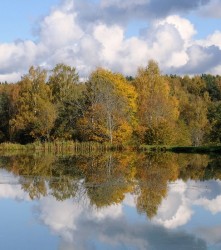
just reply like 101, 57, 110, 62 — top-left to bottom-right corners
1, 0, 221, 82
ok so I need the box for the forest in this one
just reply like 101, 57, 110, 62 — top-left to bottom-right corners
0, 60, 221, 146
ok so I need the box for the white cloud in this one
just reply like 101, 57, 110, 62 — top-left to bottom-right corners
0, 41, 37, 74
0, 72, 22, 83
93, 24, 124, 62
157, 15, 196, 45
1, 0, 221, 82
197, 30, 221, 49
0, 170, 30, 200
195, 195, 221, 214
39, 10, 83, 49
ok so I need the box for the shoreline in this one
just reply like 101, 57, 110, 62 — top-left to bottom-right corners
1, 141, 221, 154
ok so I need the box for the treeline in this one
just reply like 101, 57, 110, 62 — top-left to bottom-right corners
0, 60, 221, 146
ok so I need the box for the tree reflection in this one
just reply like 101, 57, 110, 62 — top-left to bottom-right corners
135, 152, 179, 218
0, 151, 220, 219
178, 154, 209, 180
80, 152, 137, 207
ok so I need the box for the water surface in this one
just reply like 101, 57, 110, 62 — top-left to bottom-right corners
0, 152, 220, 249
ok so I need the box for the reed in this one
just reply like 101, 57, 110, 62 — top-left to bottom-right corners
0, 141, 123, 153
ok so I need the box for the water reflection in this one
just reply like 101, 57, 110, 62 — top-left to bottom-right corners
0, 152, 221, 249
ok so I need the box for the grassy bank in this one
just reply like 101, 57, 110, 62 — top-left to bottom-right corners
139, 145, 221, 154
1, 142, 221, 154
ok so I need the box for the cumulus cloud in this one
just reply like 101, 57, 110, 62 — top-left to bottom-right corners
156, 15, 196, 45
39, 9, 83, 49
0, 0, 221, 82
0, 41, 37, 75
172, 45, 221, 75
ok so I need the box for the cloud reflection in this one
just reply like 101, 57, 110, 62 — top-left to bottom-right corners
35, 181, 211, 250
0, 167, 221, 249
153, 180, 221, 229
0, 169, 30, 200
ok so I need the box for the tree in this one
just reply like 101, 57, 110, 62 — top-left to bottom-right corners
77, 68, 137, 144
166, 74, 210, 146
49, 63, 79, 103
48, 63, 84, 139
0, 88, 10, 142
208, 101, 221, 144
10, 66, 56, 143
202, 74, 221, 101
180, 75, 210, 145
134, 60, 179, 145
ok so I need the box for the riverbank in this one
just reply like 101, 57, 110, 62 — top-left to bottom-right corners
139, 145, 221, 154
1, 141, 221, 154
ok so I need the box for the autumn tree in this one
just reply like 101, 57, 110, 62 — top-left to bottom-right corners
10, 66, 56, 143
134, 60, 179, 145
77, 68, 137, 144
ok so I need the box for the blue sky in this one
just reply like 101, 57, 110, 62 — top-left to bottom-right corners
0, 0, 221, 82
0, 0, 60, 42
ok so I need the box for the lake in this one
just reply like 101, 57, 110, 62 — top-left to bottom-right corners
0, 151, 220, 250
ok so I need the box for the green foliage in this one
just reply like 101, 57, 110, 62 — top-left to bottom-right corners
48, 63, 84, 140
208, 101, 221, 143
202, 74, 221, 101
0, 91, 10, 141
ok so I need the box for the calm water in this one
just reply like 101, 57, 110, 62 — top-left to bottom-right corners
0, 152, 221, 250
